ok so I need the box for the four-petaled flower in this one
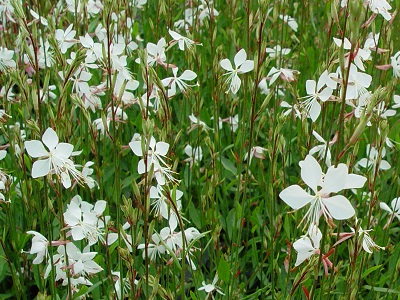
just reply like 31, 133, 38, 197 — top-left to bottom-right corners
198, 275, 225, 296
279, 155, 366, 228
24, 128, 93, 188
220, 49, 254, 94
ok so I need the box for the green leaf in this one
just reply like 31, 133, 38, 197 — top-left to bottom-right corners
221, 156, 237, 175
73, 285, 88, 299
363, 285, 400, 294
188, 201, 201, 229
217, 256, 230, 282
361, 264, 382, 279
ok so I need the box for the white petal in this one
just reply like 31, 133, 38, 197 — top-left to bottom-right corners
279, 185, 314, 209
300, 155, 322, 193
309, 101, 321, 122
323, 195, 355, 220
180, 70, 197, 81
344, 174, 367, 189
322, 163, 348, 194
220, 59, 233, 71
358, 158, 369, 168
156, 142, 169, 156
71, 227, 85, 241
94, 200, 106, 215
306, 80, 316, 95
238, 60, 254, 73
319, 87, 333, 102
230, 74, 241, 94
234, 49, 247, 67
42, 128, 59, 150
312, 131, 325, 143
129, 141, 143, 157
61, 172, 72, 188
25, 140, 48, 158
31, 159, 51, 178
380, 160, 391, 170
379, 202, 392, 213
54, 143, 74, 159
293, 238, 314, 266
391, 198, 400, 211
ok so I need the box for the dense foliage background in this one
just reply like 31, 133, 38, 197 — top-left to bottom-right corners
0, 0, 399, 299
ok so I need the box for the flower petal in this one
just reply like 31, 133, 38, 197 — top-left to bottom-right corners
220, 59, 233, 71
323, 195, 355, 220
279, 184, 314, 209
25, 140, 48, 158
344, 174, 367, 189
180, 70, 197, 81
299, 155, 321, 193
306, 80, 316, 95
42, 128, 59, 150
31, 159, 51, 178
238, 60, 254, 73
321, 163, 347, 194
234, 49, 247, 67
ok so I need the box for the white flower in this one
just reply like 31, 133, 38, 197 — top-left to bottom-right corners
293, 225, 322, 266
162, 67, 198, 97
198, 275, 224, 295
380, 198, 400, 223
188, 114, 213, 132
343, 64, 372, 100
55, 24, 76, 54
267, 67, 299, 85
244, 146, 267, 164
0, 47, 16, 70
184, 145, 203, 166
24, 128, 89, 188
219, 114, 239, 132
366, 0, 392, 21
391, 51, 400, 78
357, 144, 391, 174
220, 49, 254, 94
279, 15, 298, 31
300, 71, 333, 122
129, 136, 169, 170
63, 195, 107, 245
309, 131, 334, 167
358, 226, 384, 253
66, 243, 103, 277
279, 155, 366, 228
168, 29, 201, 51
333, 37, 370, 71
150, 185, 183, 231
27, 231, 49, 264
266, 45, 291, 58
138, 231, 166, 261
112, 271, 133, 300
141, 38, 166, 67
107, 222, 133, 252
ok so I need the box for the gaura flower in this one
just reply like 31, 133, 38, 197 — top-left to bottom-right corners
26, 231, 49, 264
24, 128, 94, 188
357, 144, 391, 174
161, 67, 198, 97
293, 225, 322, 266
220, 49, 254, 94
300, 71, 333, 122
55, 24, 77, 54
198, 275, 225, 296
391, 51, 400, 78
279, 155, 366, 228
168, 29, 201, 51
380, 197, 400, 228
